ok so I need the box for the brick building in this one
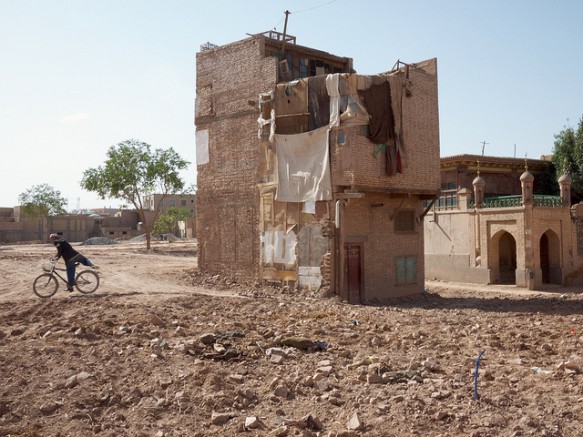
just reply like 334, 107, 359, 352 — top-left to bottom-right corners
425, 155, 583, 289
195, 32, 440, 303
143, 193, 197, 237
143, 194, 196, 216
436, 154, 556, 209
0, 208, 141, 243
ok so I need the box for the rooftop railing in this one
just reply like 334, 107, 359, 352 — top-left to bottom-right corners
468, 195, 563, 209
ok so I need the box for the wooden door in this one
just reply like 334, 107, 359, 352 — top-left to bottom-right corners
344, 243, 363, 304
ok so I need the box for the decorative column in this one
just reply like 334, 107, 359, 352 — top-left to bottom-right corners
520, 159, 535, 289
520, 170, 534, 205
472, 174, 485, 208
559, 173, 572, 207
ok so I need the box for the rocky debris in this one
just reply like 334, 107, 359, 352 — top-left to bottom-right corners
80, 236, 118, 245
211, 411, 234, 426
346, 412, 363, 431
4, 242, 583, 436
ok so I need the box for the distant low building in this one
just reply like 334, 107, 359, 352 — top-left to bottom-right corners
143, 194, 197, 238
143, 194, 196, 216
0, 205, 142, 243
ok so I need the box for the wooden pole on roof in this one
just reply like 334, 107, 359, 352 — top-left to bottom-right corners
282, 10, 290, 52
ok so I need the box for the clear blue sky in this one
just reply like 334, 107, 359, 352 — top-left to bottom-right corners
1, 0, 582, 209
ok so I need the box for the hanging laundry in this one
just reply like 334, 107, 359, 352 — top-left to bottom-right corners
358, 80, 396, 145
274, 126, 332, 202
338, 75, 370, 126
388, 74, 407, 169
326, 73, 341, 127
275, 80, 308, 116
307, 76, 330, 130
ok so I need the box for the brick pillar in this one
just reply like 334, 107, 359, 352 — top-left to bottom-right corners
520, 171, 534, 205
559, 173, 572, 207
458, 188, 471, 211
472, 175, 485, 208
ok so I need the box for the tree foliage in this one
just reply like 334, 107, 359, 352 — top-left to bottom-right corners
552, 116, 583, 201
18, 183, 67, 218
81, 139, 190, 249
152, 207, 193, 237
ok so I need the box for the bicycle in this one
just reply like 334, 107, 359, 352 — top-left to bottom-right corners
33, 259, 100, 298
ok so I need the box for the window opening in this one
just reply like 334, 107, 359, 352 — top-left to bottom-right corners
395, 210, 415, 232
396, 256, 416, 285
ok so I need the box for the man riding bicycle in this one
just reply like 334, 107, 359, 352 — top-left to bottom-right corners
49, 233, 98, 291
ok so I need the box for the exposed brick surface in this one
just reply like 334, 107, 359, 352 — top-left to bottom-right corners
195, 36, 440, 300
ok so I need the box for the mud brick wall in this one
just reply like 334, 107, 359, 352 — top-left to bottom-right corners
342, 192, 426, 300
195, 38, 277, 280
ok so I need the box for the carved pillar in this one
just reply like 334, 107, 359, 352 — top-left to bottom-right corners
472, 175, 485, 208
559, 173, 572, 207
520, 170, 534, 205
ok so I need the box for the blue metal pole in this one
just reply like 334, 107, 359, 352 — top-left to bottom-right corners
474, 351, 485, 400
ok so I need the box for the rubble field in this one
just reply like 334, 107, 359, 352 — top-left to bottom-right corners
1, 240, 583, 436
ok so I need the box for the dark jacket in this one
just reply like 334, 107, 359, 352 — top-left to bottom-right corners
54, 240, 79, 263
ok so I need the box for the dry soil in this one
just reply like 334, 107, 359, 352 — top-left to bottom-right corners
2, 240, 583, 436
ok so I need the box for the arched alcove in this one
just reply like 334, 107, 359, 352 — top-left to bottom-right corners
493, 231, 517, 284
540, 229, 561, 284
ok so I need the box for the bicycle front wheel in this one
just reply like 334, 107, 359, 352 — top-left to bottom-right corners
75, 270, 100, 294
33, 273, 59, 298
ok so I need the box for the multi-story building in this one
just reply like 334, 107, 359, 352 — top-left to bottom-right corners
195, 31, 440, 303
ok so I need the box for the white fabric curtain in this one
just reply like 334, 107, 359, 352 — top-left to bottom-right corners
274, 126, 332, 202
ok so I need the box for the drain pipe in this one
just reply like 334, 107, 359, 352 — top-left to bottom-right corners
335, 199, 345, 229
334, 192, 364, 299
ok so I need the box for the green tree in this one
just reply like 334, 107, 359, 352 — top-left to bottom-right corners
18, 183, 68, 241
81, 139, 189, 249
153, 207, 193, 237
552, 116, 583, 201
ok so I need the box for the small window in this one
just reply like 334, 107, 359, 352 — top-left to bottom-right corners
168, 199, 176, 207
396, 256, 416, 285
395, 210, 415, 232
109, 231, 115, 235
338, 131, 346, 145
181, 200, 187, 206
122, 231, 127, 235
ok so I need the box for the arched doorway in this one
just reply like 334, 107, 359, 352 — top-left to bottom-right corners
540, 230, 561, 284
540, 233, 550, 283
498, 232, 517, 284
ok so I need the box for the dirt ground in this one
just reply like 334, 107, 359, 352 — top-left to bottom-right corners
2, 240, 583, 436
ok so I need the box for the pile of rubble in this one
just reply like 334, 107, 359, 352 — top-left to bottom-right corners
80, 236, 118, 245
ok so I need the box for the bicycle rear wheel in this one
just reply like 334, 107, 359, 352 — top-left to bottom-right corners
33, 273, 58, 298
75, 270, 100, 294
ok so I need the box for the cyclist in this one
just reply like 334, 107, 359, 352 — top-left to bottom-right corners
49, 233, 98, 291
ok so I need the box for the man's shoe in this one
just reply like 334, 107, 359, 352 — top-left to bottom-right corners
66, 286, 74, 292
92, 265, 100, 270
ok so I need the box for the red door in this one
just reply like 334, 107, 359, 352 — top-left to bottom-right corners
345, 243, 363, 304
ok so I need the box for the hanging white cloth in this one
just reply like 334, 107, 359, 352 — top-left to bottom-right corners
274, 126, 332, 202
326, 73, 340, 128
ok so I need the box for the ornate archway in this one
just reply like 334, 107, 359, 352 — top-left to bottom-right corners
497, 231, 517, 284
